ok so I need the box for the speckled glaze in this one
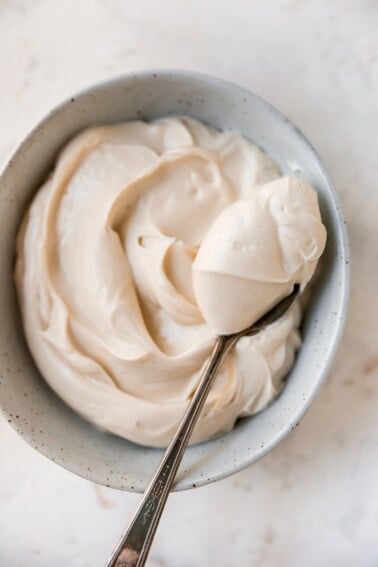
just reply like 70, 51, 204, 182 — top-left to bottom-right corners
0, 70, 349, 492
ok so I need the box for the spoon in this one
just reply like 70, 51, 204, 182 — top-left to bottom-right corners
106, 284, 300, 567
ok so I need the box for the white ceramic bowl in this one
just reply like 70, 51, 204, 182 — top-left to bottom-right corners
0, 70, 349, 492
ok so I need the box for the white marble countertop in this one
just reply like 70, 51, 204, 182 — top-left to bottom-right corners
0, 1, 377, 565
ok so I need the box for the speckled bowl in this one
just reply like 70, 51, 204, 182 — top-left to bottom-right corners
0, 70, 349, 492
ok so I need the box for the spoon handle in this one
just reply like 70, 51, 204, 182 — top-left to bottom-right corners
106, 334, 234, 567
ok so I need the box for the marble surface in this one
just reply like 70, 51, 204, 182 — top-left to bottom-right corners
0, 1, 377, 565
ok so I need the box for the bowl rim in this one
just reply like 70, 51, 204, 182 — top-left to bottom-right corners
0, 69, 350, 491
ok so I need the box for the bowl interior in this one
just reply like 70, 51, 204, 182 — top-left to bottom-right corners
0, 71, 349, 492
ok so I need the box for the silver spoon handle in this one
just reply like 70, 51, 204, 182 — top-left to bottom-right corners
106, 334, 234, 567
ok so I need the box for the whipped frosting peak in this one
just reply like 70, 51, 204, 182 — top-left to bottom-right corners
15, 117, 325, 447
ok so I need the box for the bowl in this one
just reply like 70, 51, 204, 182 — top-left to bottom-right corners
0, 70, 349, 492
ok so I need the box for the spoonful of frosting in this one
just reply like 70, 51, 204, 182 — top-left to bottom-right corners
193, 176, 326, 335
106, 175, 326, 566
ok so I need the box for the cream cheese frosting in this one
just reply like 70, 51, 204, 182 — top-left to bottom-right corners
193, 176, 326, 335
15, 117, 326, 447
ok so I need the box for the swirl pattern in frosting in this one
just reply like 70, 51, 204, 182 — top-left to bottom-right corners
15, 117, 326, 447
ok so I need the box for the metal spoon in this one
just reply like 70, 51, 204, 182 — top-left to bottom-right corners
106, 284, 300, 567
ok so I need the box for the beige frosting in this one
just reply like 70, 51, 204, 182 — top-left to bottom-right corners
193, 177, 327, 334
15, 117, 326, 448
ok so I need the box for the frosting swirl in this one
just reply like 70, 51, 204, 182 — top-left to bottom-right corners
15, 117, 326, 447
